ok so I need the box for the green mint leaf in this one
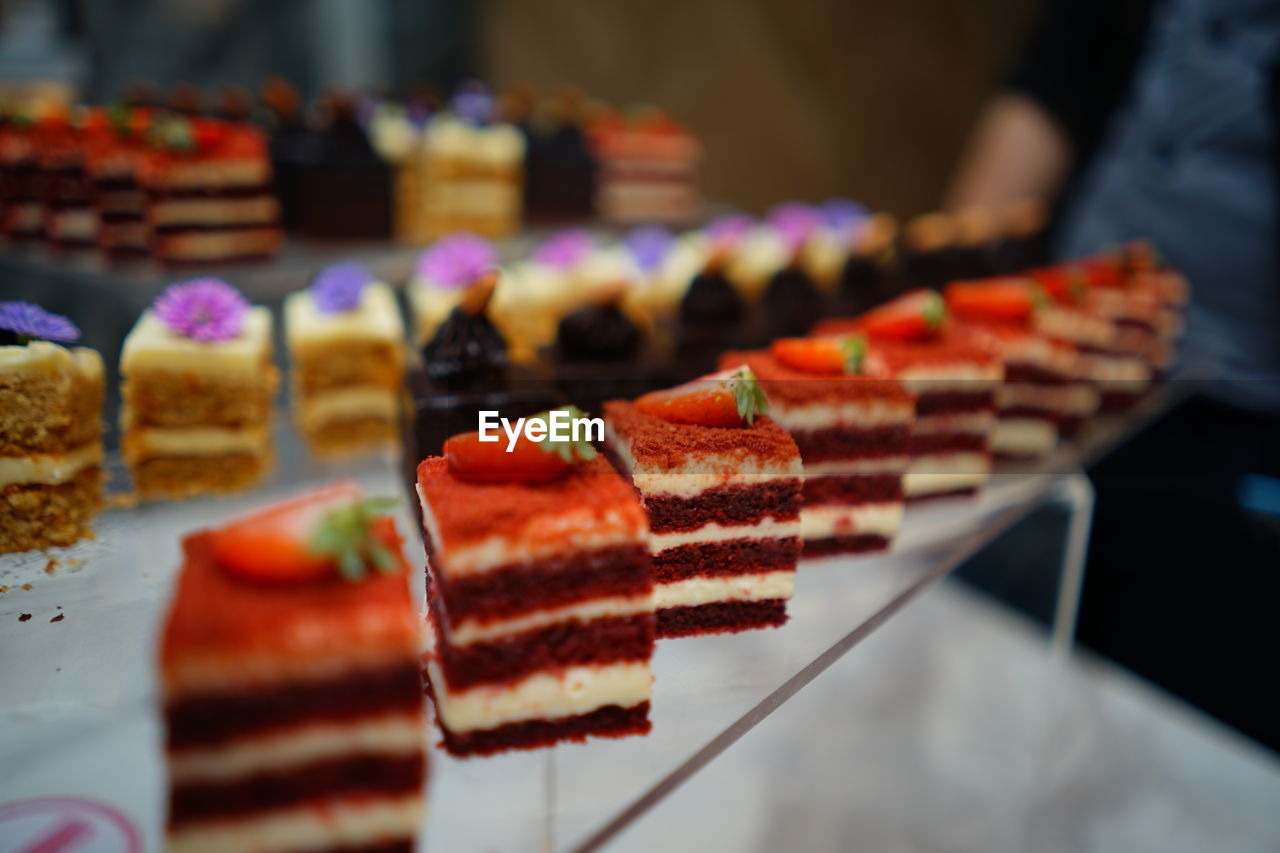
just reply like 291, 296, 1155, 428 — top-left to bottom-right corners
729, 366, 769, 425
529, 405, 598, 464
840, 335, 867, 374
921, 291, 946, 330
307, 495, 401, 582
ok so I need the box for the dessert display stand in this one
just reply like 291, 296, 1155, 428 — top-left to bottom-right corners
0, 380, 1177, 852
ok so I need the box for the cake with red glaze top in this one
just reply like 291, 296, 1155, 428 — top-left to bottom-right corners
160, 482, 426, 853
718, 350, 915, 556
603, 369, 803, 637
814, 290, 1002, 502
417, 428, 655, 757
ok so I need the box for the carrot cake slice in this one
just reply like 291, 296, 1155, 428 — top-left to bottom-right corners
285, 261, 405, 456
120, 278, 277, 499
417, 412, 654, 756
0, 302, 104, 553
161, 482, 426, 853
604, 368, 804, 637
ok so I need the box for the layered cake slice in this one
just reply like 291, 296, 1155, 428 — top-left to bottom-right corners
140, 117, 282, 265
87, 106, 152, 258
418, 413, 654, 756
120, 279, 277, 498
721, 344, 915, 556
604, 367, 803, 637
814, 290, 1003, 502
161, 482, 426, 853
285, 261, 406, 456
0, 303, 104, 553
944, 278, 1101, 460
590, 109, 701, 225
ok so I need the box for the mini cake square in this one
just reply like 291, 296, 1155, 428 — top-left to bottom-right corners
720, 349, 915, 556
160, 484, 426, 853
1, 307, 105, 553
603, 386, 803, 638
120, 280, 277, 499
285, 264, 406, 456
417, 447, 654, 757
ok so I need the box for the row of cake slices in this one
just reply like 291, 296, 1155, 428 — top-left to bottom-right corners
0, 104, 281, 264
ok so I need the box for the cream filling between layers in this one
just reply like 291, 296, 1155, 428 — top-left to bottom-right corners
426, 659, 651, 733
655, 570, 794, 609
443, 593, 654, 647
418, 485, 644, 577
604, 421, 803, 499
764, 397, 915, 432
912, 411, 997, 435
167, 795, 422, 853
991, 419, 1058, 456
650, 515, 800, 554
123, 423, 270, 460
800, 501, 904, 540
0, 442, 102, 487
803, 456, 911, 477
168, 713, 423, 784
295, 385, 398, 431
904, 453, 992, 496
998, 382, 1099, 415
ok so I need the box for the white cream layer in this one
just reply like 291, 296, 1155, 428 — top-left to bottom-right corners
426, 659, 651, 733
0, 442, 102, 488
991, 419, 1058, 457
0, 340, 103, 382
121, 307, 272, 377
296, 385, 398, 431
655, 570, 794, 609
765, 397, 915, 432
418, 485, 644, 577
800, 501, 904, 540
285, 282, 405, 347
168, 713, 422, 784
904, 453, 992, 496
168, 795, 422, 853
912, 411, 997, 436
803, 456, 911, 477
650, 515, 800, 554
123, 424, 270, 460
443, 593, 654, 647
604, 421, 803, 499
997, 382, 1099, 416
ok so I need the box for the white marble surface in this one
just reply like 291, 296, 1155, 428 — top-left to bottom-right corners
608, 579, 1280, 853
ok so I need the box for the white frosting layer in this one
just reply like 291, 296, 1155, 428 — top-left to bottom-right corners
604, 421, 803, 500
800, 501, 903, 540
0, 442, 102, 487
427, 659, 651, 733
0, 341, 103, 383
764, 396, 914, 432
168, 713, 422, 784
912, 411, 997, 436
123, 424, 270, 460
803, 456, 911, 477
655, 570, 794, 609
121, 306, 272, 377
444, 594, 654, 647
991, 418, 1058, 457
418, 484, 644, 577
904, 453, 992, 496
285, 282, 404, 347
650, 515, 800, 554
296, 385, 398, 431
167, 795, 422, 853
1078, 353, 1152, 387
997, 382, 1099, 416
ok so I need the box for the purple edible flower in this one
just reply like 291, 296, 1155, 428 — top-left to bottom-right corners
152, 278, 250, 342
704, 213, 753, 250
0, 301, 80, 343
624, 226, 674, 275
822, 198, 869, 233
417, 233, 497, 289
451, 81, 495, 125
768, 202, 821, 253
533, 229, 593, 270
311, 261, 372, 314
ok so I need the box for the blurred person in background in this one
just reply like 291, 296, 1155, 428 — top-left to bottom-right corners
949, 0, 1280, 749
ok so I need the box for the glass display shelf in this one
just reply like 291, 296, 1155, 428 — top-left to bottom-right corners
0, 391, 1175, 852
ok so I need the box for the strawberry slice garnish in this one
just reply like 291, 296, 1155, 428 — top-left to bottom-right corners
445, 406, 597, 484
944, 278, 1042, 323
856, 289, 946, 340
771, 334, 866, 375
635, 365, 768, 427
1080, 254, 1126, 289
210, 482, 401, 583
1030, 265, 1088, 304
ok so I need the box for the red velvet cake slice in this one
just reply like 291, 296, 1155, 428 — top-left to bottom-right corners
417, 423, 654, 757
603, 368, 803, 637
814, 290, 1002, 502
160, 482, 426, 853
719, 349, 915, 556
